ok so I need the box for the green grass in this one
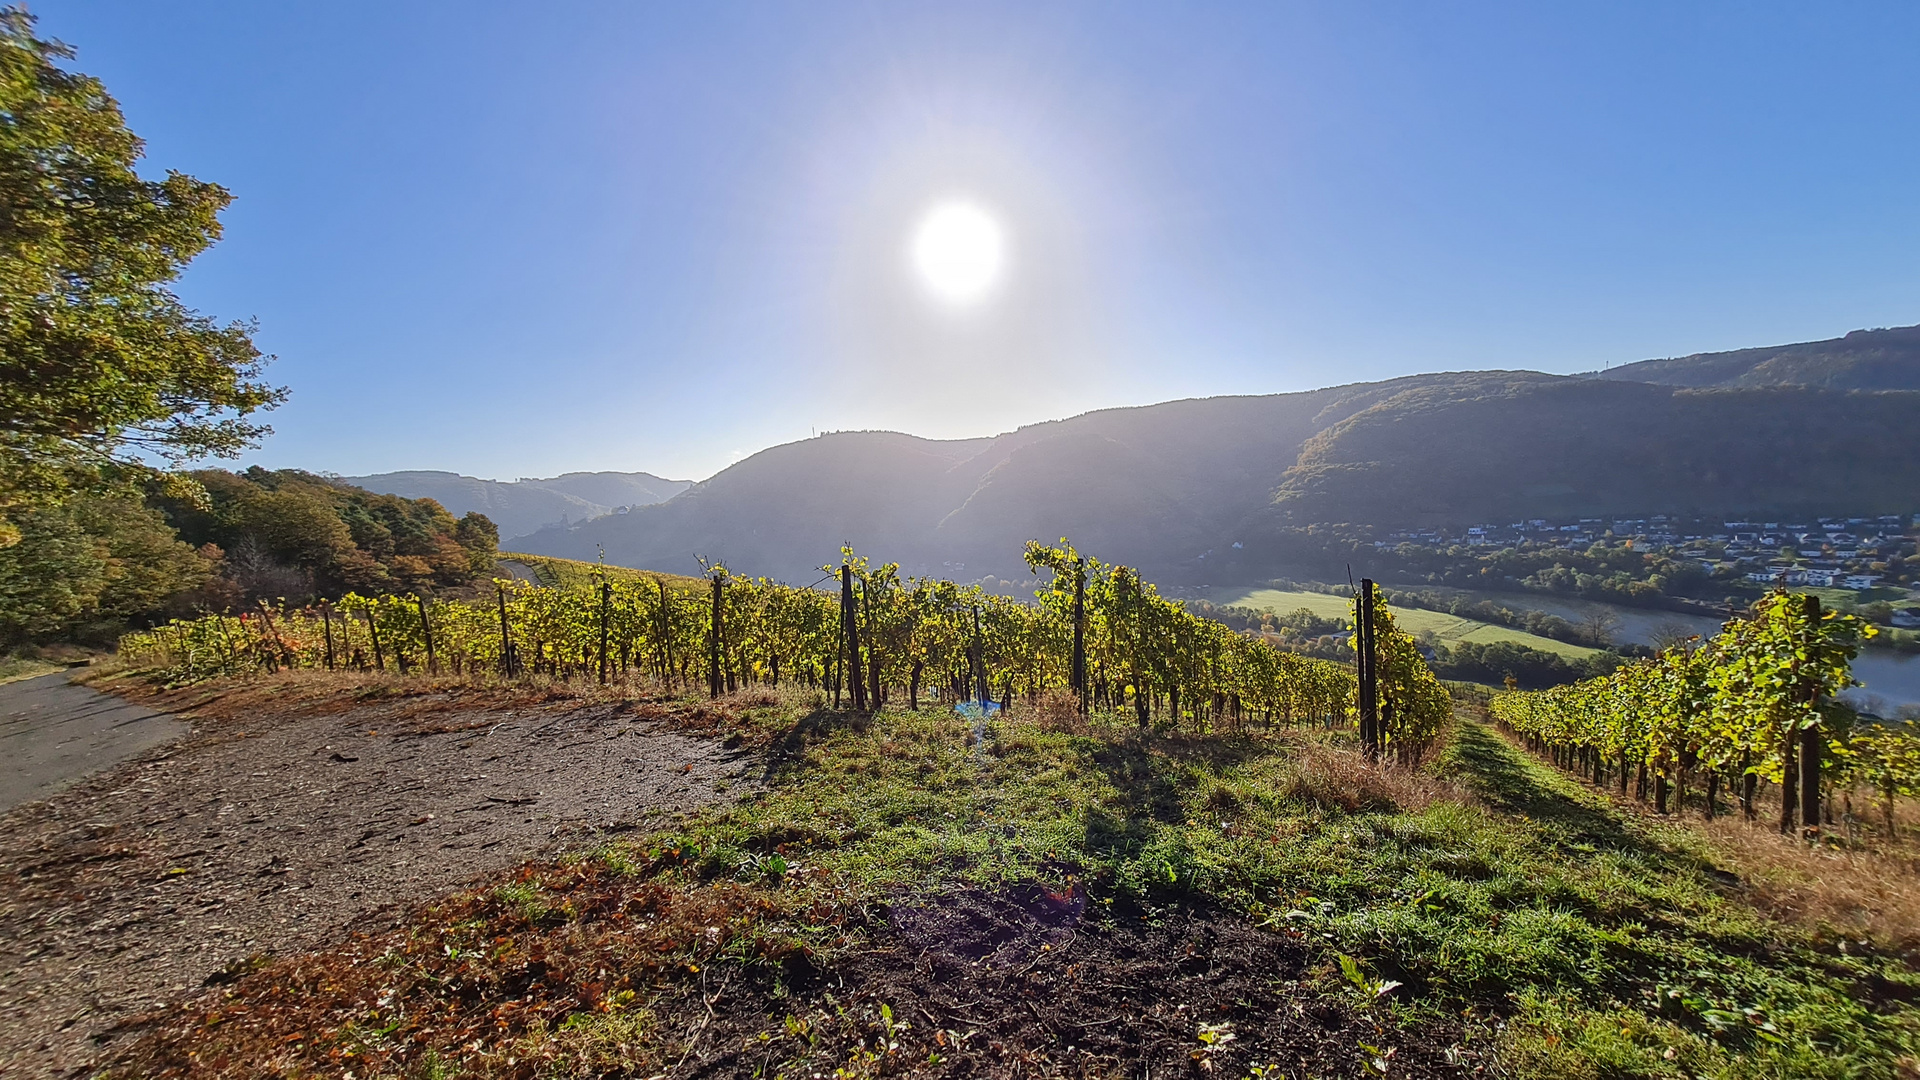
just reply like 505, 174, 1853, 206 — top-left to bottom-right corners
148, 691, 1920, 1076
0, 656, 65, 684
1806, 585, 1912, 608
632, 706, 1919, 1077
1215, 586, 1600, 659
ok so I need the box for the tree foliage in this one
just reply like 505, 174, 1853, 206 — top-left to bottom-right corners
154, 468, 500, 602
0, 8, 282, 542
0, 490, 209, 644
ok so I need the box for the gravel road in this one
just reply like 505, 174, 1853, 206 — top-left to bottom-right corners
0, 680, 753, 1078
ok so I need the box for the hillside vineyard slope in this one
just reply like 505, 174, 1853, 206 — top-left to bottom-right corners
1593, 324, 1920, 391
345, 471, 692, 541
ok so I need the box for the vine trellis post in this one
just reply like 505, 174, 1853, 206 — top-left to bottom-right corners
598, 581, 612, 685
416, 595, 437, 675
708, 574, 723, 699
1799, 594, 1823, 840
1072, 556, 1087, 715
1357, 578, 1379, 760
496, 582, 516, 677
364, 608, 384, 672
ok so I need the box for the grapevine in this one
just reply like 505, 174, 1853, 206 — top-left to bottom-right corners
1489, 589, 1899, 832
117, 542, 1422, 740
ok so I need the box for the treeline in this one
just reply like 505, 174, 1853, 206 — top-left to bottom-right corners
1252, 578, 1605, 647
0, 468, 499, 647
1182, 600, 1351, 663
1426, 640, 1620, 690
1251, 527, 1722, 610
156, 468, 500, 600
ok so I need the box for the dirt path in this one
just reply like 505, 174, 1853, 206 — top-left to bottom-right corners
0, 673, 189, 814
0, 681, 753, 1078
496, 559, 544, 584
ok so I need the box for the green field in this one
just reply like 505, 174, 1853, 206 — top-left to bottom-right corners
1213, 586, 1600, 659
499, 552, 705, 591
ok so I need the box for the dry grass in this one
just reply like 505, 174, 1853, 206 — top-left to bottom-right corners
1694, 814, 1920, 948
1278, 731, 1466, 815
1014, 687, 1088, 733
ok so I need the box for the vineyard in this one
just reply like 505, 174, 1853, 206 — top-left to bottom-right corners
92, 561, 1920, 1077
119, 543, 1451, 757
1491, 589, 1920, 838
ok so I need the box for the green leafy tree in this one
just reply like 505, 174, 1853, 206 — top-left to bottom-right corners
0, 9, 282, 542
0, 491, 208, 644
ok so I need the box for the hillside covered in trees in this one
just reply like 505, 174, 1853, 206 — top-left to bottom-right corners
344, 469, 690, 541
0, 469, 499, 646
157, 468, 500, 600
517, 368, 1920, 584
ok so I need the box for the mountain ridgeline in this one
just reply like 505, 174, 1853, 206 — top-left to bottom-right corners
1591, 323, 1920, 391
515, 361, 1920, 584
344, 470, 691, 541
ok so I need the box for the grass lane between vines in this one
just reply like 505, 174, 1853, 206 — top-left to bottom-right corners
106, 688, 1920, 1078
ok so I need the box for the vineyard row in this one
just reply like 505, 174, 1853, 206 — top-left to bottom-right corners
120, 543, 1453, 756
1489, 590, 1917, 838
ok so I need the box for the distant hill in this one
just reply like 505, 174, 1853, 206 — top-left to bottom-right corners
1593, 324, 1920, 390
511, 369, 1920, 584
1266, 373, 1920, 527
344, 470, 690, 541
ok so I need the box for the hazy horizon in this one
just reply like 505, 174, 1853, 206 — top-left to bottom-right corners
39, 1, 1920, 481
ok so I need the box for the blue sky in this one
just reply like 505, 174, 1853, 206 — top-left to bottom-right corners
37, 1, 1920, 481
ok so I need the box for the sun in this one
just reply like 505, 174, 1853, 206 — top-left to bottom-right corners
910, 201, 1004, 304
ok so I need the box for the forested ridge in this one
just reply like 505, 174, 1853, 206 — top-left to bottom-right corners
1594, 323, 1920, 391
519, 372, 1920, 585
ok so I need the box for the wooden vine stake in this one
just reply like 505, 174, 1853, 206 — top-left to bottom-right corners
417, 595, 437, 674
970, 604, 989, 711
364, 608, 384, 672
1799, 594, 1823, 841
708, 573, 723, 699
598, 581, 612, 685
840, 565, 867, 712
862, 579, 881, 710
657, 579, 674, 690
1357, 579, 1379, 761
1072, 556, 1087, 715
321, 603, 336, 671
496, 582, 516, 676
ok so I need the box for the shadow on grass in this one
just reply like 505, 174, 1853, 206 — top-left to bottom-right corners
1444, 718, 1675, 858
1081, 731, 1274, 824
759, 707, 871, 785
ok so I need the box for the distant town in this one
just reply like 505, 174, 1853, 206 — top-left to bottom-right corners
1379, 512, 1920, 605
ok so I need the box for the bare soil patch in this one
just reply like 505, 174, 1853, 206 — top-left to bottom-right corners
804, 888, 1479, 1078
101, 867, 1482, 1080
0, 672, 759, 1078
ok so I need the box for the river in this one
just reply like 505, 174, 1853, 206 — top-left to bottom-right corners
1847, 651, 1920, 715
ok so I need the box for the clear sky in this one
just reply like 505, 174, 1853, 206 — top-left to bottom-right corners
36, 1, 1920, 482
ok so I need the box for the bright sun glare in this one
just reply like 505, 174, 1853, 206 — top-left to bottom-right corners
911, 202, 1004, 304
